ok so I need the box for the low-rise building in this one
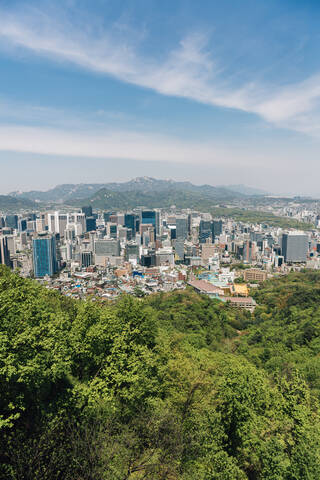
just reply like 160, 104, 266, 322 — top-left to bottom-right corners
244, 268, 267, 282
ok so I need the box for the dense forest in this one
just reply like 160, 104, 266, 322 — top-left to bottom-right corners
1, 266, 320, 479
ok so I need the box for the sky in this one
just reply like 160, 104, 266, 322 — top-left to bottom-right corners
0, 0, 320, 195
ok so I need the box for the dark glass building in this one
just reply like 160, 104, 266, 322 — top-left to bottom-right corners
32, 234, 58, 277
5, 215, 18, 229
86, 217, 96, 232
212, 220, 223, 240
124, 214, 137, 234
0, 236, 11, 267
81, 206, 93, 217
199, 220, 212, 243
141, 211, 156, 227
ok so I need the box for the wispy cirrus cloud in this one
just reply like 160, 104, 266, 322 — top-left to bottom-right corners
0, 124, 251, 166
1, 4, 320, 137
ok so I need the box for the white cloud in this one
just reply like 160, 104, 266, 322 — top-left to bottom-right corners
0, 124, 252, 166
1, 5, 320, 136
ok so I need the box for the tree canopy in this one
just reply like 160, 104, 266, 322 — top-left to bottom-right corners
1, 266, 320, 479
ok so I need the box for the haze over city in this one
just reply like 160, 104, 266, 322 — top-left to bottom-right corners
1, 0, 320, 195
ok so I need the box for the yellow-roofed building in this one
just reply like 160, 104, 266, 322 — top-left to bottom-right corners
231, 284, 249, 297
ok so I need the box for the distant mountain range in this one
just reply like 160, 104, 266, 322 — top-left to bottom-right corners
9, 177, 267, 206
0, 195, 37, 213
67, 178, 267, 210
221, 184, 269, 196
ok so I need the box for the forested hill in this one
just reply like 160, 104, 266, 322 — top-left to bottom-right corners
1, 267, 320, 479
0, 194, 37, 212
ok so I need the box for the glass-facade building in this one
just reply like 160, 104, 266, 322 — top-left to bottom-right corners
199, 220, 212, 244
176, 215, 188, 240
141, 211, 156, 227
0, 236, 11, 267
81, 206, 93, 217
212, 220, 223, 239
282, 233, 308, 263
5, 215, 18, 229
124, 214, 137, 234
141, 210, 157, 239
86, 217, 96, 232
33, 235, 58, 277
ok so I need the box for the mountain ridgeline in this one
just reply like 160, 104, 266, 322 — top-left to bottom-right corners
1, 178, 312, 230
9, 177, 258, 206
1, 267, 320, 479
0, 195, 37, 212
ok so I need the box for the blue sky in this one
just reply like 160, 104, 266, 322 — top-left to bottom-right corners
0, 0, 320, 195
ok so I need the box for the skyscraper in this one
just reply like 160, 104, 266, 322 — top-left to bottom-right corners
212, 220, 223, 240
5, 215, 18, 229
86, 217, 96, 232
124, 213, 137, 234
199, 220, 212, 243
176, 215, 188, 240
94, 239, 121, 257
0, 236, 11, 267
32, 234, 58, 277
282, 232, 308, 263
81, 251, 93, 268
18, 218, 27, 232
107, 223, 118, 239
175, 240, 185, 261
81, 206, 93, 217
141, 211, 156, 228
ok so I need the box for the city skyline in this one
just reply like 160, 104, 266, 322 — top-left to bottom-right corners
1, 0, 320, 195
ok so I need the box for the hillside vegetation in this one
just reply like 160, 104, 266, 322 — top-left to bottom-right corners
0, 195, 37, 213
1, 267, 320, 479
210, 207, 314, 230
10, 177, 243, 203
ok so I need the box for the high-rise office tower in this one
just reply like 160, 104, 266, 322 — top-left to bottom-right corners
103, 211, 116, 222
55, 212, 68, 237
187, 213, 192, 235
282, 232, 308, 263
0, 236, 11, 267
141, 211, 156, 229
199, 220, 212, 243
5, 236, 15, 258
176, 215, 188, 240
81, 251, 93, 268
81, 206, 93, 217
124, 213, 137, 235
46, 212, 70, 235
32, 234, 58, 277
107, 223, 118, 239
18, 218, 27, 232
125, 242, 139, 261
86, 217, 96, 232
27, 221, 36, 232
5, 215, 18, 229
243, 240, 254, 263
175, 240, 185, 261
36, 218, 46, 233
94, 239, 121, 257
154, 209, 161, 236
64, 225, 76, 241
212, 220, 223, 240
68, 213, 86, 234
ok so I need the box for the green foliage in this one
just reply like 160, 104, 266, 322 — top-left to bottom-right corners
210, 207, 313, 230
239, 271, 320, 398
1, 266, 320, 479
0, 195, 37, 212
